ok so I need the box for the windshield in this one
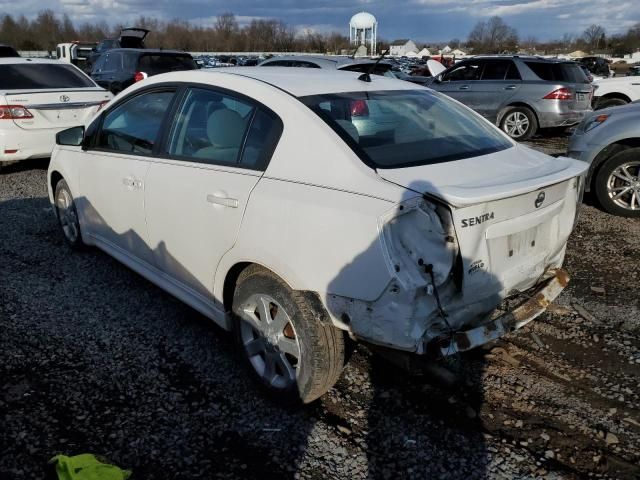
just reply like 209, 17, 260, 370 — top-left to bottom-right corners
300, 89, 512, 169
0, 64, 95, 89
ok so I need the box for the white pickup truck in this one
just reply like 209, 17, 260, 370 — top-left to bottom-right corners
593, 75, 640, 110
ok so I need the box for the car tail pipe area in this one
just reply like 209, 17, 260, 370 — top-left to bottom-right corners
425, 268, 569, 358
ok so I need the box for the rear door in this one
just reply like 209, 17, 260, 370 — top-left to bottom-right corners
0, 63, 111, 130
144, 86, 282, 299
473, 59, 522, 121
80, 88, 177, 266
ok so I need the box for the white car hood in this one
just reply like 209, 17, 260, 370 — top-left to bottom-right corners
377, 144, 589, 206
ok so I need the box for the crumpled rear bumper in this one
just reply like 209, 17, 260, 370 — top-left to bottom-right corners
426, 268, 569, 357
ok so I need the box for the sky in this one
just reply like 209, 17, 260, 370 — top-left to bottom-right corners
2, 0, 639, 43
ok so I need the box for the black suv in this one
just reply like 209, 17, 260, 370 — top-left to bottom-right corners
86, 28, 149, 73
579, 57, 610, 77
91, 49, 197, 94
0, 44, 20, 57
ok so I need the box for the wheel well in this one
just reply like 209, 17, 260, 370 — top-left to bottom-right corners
600, 92, 631, 103
589, 138, 640, 190
498, 102, 539, 127
222, 262, 253, 313
50, 171, 63, 194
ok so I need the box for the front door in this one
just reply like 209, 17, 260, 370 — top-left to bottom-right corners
80, 89, 176, 267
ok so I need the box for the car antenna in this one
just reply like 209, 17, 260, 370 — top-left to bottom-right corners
358, 49, 389, 83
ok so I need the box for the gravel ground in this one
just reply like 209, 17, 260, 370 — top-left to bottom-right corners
1, 133, 639, 479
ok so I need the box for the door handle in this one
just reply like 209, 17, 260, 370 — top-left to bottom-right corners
504, 85, 517, 90
207, 194, 238, 208
458, 85, 470, 90
122, 177, 142, 189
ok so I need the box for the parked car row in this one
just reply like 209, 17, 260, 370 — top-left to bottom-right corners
4, 45, 637, 405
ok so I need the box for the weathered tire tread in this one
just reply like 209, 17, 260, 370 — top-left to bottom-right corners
234, 265, 345, 404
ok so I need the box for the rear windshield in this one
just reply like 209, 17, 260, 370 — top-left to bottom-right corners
301, 89, 512, 169
524, 62, 588, 84
137, 54, 197, 75
0, 64, 95, 89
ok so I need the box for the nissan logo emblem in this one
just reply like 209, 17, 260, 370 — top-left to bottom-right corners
60, 95, 70, 103
535, 191, 546, 208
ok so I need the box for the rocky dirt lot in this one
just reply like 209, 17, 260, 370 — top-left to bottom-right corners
1, 133, 639, 479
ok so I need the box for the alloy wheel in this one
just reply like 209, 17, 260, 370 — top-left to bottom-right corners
238, 294, 301, 389
56, 187, 80, 243
503, 111, 530, 138
607, 161, 640, 211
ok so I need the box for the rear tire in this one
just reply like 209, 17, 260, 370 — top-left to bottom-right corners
499, 106, 538, 140
232, 265, 345, 404
594, 148, 640, 217
54, 179, 85, 249
595, 97, 628, 110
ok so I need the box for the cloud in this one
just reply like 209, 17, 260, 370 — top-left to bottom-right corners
1, 0, 638, 41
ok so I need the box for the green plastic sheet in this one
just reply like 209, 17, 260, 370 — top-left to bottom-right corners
50, 454, 132, 480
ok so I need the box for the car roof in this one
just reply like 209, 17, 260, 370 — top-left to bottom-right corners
0, 58, 67, 65
107, 48, 190, 55
261, 55, 370, 69
145, 67, 421, 97
469, 55, 573, 64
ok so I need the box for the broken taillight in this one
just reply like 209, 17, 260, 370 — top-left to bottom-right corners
543, 88, 572, 100
0, 105, 34, 120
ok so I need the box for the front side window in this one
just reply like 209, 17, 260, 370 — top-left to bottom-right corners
442, 61, 482, 81
167, 88, 254, 165
0, 63, 95, 89
301, 89, 512, 169
96, 90, 174, 155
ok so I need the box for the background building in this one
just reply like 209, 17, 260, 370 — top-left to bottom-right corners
389, 39, 418, 56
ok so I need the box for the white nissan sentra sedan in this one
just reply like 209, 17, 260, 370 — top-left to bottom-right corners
0, 58, 112, 165
47, 68, 587, 403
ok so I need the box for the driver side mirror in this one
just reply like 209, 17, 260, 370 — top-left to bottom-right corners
56, 126, 85, 147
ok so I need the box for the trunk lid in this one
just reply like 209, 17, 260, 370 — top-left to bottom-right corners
4, 89, 111, 130
378, 144, 588, 295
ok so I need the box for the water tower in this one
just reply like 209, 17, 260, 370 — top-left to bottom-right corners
349, 12, 377, 55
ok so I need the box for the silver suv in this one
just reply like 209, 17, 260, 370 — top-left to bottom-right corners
427, 56, 593, 140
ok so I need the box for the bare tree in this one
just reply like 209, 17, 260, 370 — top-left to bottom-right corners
583, 24, 605, 51
467, 16, 518, 53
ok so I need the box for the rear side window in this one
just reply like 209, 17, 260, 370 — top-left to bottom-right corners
167, 88, 254, 165
166, 87, 282, 170
525, 62, 588, 84
137, 55, 197, 75
262, 60, 291, 67
96, 90, 174, 155
0, 64, 95, 89
240, 109, 283, 170
481, 61, 521, 81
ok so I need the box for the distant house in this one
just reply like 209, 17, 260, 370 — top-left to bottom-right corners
451, 48, 467, 57
440, 45, 452, 54
389, 39, 418, 57
417, 47, 431, 57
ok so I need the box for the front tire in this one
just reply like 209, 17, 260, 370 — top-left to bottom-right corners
232, 265, 345, 404
594, 148, 640, 217
54, 179, 84, 248
499, 106, 538, 140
